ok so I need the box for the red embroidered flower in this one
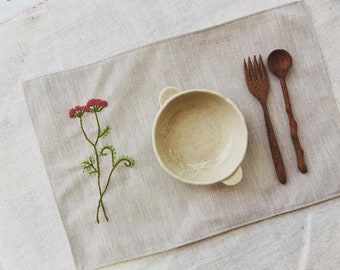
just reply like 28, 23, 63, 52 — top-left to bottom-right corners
69, 105, 88, 118
69, 108, 76, 118
86, 99, 108, 112
69, 99, 108, 118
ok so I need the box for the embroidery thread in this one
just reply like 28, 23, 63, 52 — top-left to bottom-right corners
69, 98, 134, 223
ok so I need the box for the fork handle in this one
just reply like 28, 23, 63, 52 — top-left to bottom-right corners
261, 102, 287, 184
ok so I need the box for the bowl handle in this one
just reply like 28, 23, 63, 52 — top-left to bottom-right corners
222, 167, 243, 186
159, 87, 181, 106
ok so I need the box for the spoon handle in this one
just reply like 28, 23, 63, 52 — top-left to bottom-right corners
261, 102, 287, 184
279, 77, 307, 173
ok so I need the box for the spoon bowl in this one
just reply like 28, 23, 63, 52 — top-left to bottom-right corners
267, 49, 293, 77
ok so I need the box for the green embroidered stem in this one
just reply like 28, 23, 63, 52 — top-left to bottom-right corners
80, 117, 95, 147
103, 156, 134, 197
79, 116, 108, 223
93, 112, 109, 223
94, 111, 101, 146
94, 145, 109, 223
96, 156, 134, 217
95, 145, 116, 223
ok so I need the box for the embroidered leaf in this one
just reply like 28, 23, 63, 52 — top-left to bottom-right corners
82, 155, 95, 165
114, 155, 135, 168
81, 155, 98, 176
99, 144, 116, 155
99, 125, 111, 138
100, 144, 116, 164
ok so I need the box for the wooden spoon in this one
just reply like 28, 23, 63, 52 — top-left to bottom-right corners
267, 49, 307, 173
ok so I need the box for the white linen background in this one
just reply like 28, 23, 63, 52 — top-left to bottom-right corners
0, 1, 339, 270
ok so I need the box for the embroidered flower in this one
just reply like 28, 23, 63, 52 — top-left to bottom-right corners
69, 98, 134, 224
68, 98, 107, 118
69, 105, 88, 118
86, 98, 108, 112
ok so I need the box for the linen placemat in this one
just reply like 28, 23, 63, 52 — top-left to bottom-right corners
24, 2, 340, 269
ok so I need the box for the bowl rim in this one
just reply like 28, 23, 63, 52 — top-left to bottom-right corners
152, 89, 248, 185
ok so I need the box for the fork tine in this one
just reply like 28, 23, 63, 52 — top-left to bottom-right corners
243, 59, 250, 81
259, 54, 266, 78
247, 57, 254, 81
253, 55, 259, 80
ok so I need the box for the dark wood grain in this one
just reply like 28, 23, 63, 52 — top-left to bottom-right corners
261, 102, 287, 183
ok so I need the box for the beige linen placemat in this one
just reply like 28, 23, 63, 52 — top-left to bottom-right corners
24, 2, 340, 269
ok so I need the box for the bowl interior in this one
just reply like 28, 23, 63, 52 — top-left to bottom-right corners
153, 91, 247, 184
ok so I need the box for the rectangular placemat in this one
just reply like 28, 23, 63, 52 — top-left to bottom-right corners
24, 2, 340, 269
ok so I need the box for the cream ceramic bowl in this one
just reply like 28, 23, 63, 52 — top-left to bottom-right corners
152, 87, 248, 185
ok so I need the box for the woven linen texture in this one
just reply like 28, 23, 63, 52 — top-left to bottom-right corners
24, 2, 340, 269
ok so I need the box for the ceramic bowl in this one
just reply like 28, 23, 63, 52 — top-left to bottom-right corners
152, 87, 248, 185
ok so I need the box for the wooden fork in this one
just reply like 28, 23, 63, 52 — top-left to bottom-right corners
244, 55, 286, 184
